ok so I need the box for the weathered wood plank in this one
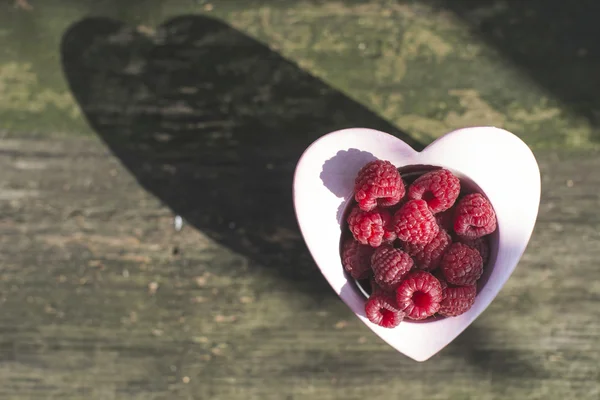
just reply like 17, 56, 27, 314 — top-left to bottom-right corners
2, 1, 600, 149
0, 134, 598, 400
0, 1, 599, 399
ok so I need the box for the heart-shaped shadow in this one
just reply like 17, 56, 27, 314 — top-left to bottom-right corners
60, 15, 423, 295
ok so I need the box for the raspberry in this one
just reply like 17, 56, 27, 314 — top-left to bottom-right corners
440, 243, 483, 285
341, 238, 375, 280
458, 236, 490, 265
396, 271, 443, 320
354, 160, 405, 211
347, 206, 395, 247
393, 199, 439, 245
438, 284, 477, 317
365, 292, 405, 328
403, 229, 451, 271
408, 169, 461, 213
371, 245, 414, 291
454, 193, 497, 239
435, 209, 455, 233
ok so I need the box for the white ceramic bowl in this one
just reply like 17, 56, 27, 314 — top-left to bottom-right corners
293, 127, 541, 362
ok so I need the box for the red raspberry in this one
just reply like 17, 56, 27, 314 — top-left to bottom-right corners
341, 238, 375, 280
439, 284, 477, 317
408, 169, 461, 213
454, 193, 497, 239
371, 245, 414, 291
435, 209, 455, 233
354, 160, 405, 211
458, 236, 490, 265
347, 206, 395, 247
403, 229, 451, 271
440, 243, 483, 285
365, 292, 405, 328
396, 271, 443, 320
393, 199, 439, 245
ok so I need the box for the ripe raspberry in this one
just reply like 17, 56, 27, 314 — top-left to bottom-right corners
403, 229, 451, 271
440, 243, 483, 285
458, 236, 490, 265
347, 206, 395, 247
341, 238, 375, 280
365, 292, 405, 328
396, 271, 443, 320
439, 284, 477, 317
371, 245, 414, 291
393, 199, 439, 245
354, 160, 405, 211
454, 193, 497, 239
408, 169, 461, 213
435, 209, 455, 233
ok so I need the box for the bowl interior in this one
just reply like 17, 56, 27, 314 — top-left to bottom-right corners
339, 164, 500, 324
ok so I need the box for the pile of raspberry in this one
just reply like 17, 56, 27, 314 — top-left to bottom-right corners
341, 160, 497, 328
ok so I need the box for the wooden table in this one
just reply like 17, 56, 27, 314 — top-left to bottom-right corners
0, 1, 598, 399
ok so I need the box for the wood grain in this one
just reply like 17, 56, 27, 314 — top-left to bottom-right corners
0, 1, 599, 399
0, 135, 598, 399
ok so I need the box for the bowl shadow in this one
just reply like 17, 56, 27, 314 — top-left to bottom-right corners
60, 15, 422, 298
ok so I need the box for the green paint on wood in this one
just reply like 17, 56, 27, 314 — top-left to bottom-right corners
0, 1, 599, 148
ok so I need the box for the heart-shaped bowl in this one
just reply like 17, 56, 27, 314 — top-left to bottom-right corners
293, 127, 540, 362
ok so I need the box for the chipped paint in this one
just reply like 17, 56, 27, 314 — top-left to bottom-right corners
0, 63, 80, 117
0, 1, 598, 150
